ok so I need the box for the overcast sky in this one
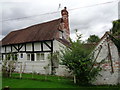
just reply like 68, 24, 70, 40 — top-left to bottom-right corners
0, 0, 119, 41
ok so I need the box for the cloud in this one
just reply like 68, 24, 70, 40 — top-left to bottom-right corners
0, 0, 118, 41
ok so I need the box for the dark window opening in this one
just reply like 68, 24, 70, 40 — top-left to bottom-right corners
21, 53, 23, 58
31, 53, 34, 61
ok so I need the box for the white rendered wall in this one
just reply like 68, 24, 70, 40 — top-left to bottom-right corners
1, 40, 70, 76
53, 40, 71, 76
93, 36, 120, 85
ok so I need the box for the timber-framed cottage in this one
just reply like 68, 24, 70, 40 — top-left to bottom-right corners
0, 7, 70, 76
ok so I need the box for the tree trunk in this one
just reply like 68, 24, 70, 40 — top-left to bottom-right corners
74, 75, 76, 84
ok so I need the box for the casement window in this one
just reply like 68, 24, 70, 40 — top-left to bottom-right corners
20, 53, 23, 58
40, 53, 44, 60
36, 53, 44, 60
6, 54, 11, 60
36, 53, 40, 60
15, 54, 18, 60
27, 53, 35, 61
12, 54, 18, 60
31, 53, 34, 61
27, 54, 30, 60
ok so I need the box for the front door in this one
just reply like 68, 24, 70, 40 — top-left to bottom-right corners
31, 53, 34, 61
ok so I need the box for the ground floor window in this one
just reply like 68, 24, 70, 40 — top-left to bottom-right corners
27, 53, 45, 61
20, 53, 23, 58
40, 53, 44, 60
36, 53, 40, 60
12, 53, 18, 60
27, 54, 30, 60
31, 53, 35, 61
2, 53, 18, 60
36, 53, 44, 61
27, 53, 35, 61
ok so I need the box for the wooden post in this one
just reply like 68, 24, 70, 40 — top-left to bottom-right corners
9, 62, 12, 77
20, 62, 22, 79
50, 53, 54, 75
58, 76, 60, 81
32, 64, 34, 79
22, 62, 26, 73
107, 40, 114, 73
89, 45, 102, 72
74, 75, 76, 84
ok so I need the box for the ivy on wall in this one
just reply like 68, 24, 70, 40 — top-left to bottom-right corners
111, 19, 120, 35
110, 19, 120, 52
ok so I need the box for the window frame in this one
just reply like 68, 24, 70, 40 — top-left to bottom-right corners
36, 53, 45, 61
20, 53, 23, 58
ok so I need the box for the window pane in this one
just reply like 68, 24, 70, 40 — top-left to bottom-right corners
31, 53, 34, 61
27, 54, 30, 60
15, 54, 18, 60
21, 53, 23, 58
37, 53, 40, 60
12, 54, 14, 60
7, 54, 11, 60
41, 53, 44, 60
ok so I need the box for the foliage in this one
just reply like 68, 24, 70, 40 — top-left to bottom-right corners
3, 73, 78, 88
2, 53, 17, 77
110, 19, 120, 52
87, 35, 100, 43
111, 19, 120, 35
60, 32, 102, 85
109, 34, 120, 52
3, 73, 119, 88
48, 51, 60, 75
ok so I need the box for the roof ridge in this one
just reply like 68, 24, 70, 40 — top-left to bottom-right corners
2, 18, 62, 45
11, 18, 61, 33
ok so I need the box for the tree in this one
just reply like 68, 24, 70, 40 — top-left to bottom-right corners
48, 51, 60, 75
87, 35, 100, 43
110, 19, 120, 52
60, 32, 102, 85
111, 19, 120, 35
2, 53, 17, 77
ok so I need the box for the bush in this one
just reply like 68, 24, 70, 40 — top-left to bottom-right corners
61, 32, 102, 85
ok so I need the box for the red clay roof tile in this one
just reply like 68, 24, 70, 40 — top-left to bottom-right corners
2, 18, 62, 45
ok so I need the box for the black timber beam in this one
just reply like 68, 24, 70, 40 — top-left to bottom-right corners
2, 40, 54, 53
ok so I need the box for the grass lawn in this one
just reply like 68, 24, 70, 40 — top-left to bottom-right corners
3, 73, 79, 88
2, 73, 120, 89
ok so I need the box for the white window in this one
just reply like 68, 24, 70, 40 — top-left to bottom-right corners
37, 53, 40, 60
40, 53, 44, 60
12, 54, 18, 60
27, 54, 30, 60
6, 54, 11, 60
36, 53, 44, 60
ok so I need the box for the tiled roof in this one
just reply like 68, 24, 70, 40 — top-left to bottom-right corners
2, 18, 62, 45
56, 38, 71, 47
83, 43, 96, 49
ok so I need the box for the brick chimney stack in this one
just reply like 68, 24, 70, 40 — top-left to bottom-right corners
61, 7, 70, 41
